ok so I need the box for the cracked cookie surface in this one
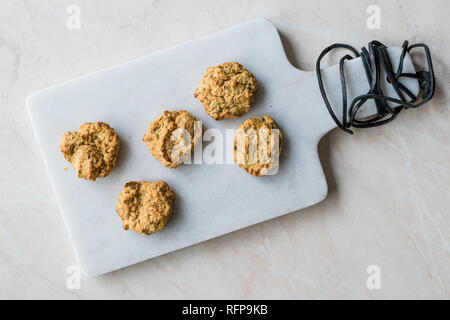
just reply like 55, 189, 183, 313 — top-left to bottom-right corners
115, 180, 175, 235
59, 122, 120, 181
194, 62, 258, 120
143, 110, 199, 169
234, 116, 283, 177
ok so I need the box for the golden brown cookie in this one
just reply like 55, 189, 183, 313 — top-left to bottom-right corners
142, 110, 200, 169
194, 62, 258, 120
59, 122, 120, 181
115, 180, 175, 236
234, 116, 283, 177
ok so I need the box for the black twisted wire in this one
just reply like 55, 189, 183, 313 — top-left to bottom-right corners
316, 40, 435, 134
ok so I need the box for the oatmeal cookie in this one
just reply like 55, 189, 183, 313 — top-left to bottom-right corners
59, 122, 120, 181
234, 116, 283, 177
194, 62, 258, 120
115, 181, 175, 235
142, 110, 199, 169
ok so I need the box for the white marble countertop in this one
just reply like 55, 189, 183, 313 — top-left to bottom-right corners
0, 0, 449, 299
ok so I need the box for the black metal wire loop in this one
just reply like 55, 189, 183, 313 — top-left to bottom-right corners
316, 40, 435, 134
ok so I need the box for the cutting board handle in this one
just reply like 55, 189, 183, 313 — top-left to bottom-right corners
310, 46, 420, 138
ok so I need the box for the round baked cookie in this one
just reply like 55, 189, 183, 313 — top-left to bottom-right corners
115, 181, 175, 236
234, 116, 283, 177
142, 110, 199, 169
59, 122, 120, 181
194, 62, 258, 120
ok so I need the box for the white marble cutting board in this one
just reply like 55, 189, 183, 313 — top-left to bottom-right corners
26, 18, 419, 276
